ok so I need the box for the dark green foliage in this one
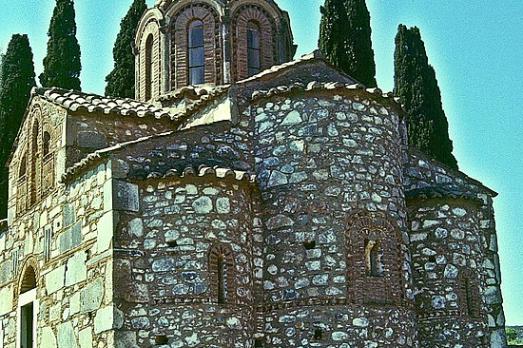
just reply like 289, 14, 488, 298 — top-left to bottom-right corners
394, 25, 458, 169
40, 0, 82, 90
0, 35, 36, 217
319, 0, 377, 87
506, 326, 523, 345
105, 0, 147, 98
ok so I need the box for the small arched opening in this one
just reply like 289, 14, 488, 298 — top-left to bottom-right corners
18, 264, 38, 348
144, 34, 154, 101
188, 19, 205, 85
209, 244, 235, 304
247, 21, 261, 76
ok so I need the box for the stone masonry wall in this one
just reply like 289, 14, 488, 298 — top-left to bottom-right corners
112, 176, 256, 347
408, 198, 489, 347
405, 152, 507, 348
252, 91, 418, 347
65, 113, 175, 168
0, 160, 117, 348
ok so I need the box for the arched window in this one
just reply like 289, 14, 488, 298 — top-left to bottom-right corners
43, 132, 51, 157
365, 239, 384, 277
20, 266, 36, 294
345, 212, 403, 305
460, 273, 482, 320
19, 155, 27, 179
17, 153, 28, 215
247, 22, 261, 76
188, 20, 205, 85
144, 34, 154, 101
209, 244, 235, 304
18, 265, 38, 348
31, 120, 39, 154
30, 121, 40, 206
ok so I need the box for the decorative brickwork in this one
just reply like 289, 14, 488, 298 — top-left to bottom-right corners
138, 20, 161, 101
345, 211, 404, 306
134, 0, 294, 100
208, 243, 236, 304
15, 105, 57, 217
170, 3, 221, 89
232, 4, 276, 81
460, 269, 482, 320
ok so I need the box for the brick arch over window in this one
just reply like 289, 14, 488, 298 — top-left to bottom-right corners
29, 117, 40, 206
170, 3, 221, 89
17, 258, 39, 295
139, 21, 161, 101
345, 211, 404, 305
208, 243, 235, 304
232, 4, 276, 81
41, 125, 55, 194
16, 148, 28, 215
459, 270, 483, 320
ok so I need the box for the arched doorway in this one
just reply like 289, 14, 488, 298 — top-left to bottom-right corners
17, 265, 38, 348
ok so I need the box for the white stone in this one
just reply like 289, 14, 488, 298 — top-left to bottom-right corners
65, 252, 87, 286
452, 208, 467, 217
353, 317, 369, 327
128, 218, 143, 237
96, 211, 113, 252
57, 321, 78, 348
94, 306, 114, 334
45, 265, 66, 295
216, 197, 230, 214
281, 110, 302, 125
0, 285, 13, 316
40, 327, 58, 348
192, 197, 213, 214
78, 328, 93, 348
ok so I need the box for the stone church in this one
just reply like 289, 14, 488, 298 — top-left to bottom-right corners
0, 0, 508, 347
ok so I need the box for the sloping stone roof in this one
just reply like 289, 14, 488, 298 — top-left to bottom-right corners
405, 185, 484, 204
33, 87, 178, 120
237, 51, 325, 85
250, 81, 401, 105
405, 150, 497, 198
32, 86, 230, 122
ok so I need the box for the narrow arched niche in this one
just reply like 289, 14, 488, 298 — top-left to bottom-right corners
19, 265, 37, 294
17, 263, 38, 348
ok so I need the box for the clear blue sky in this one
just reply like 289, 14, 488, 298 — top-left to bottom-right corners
1, 0, 522, 325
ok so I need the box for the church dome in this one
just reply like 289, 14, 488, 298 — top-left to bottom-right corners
135, 0, 296, 102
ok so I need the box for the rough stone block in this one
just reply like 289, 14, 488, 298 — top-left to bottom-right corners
113, 181, 139, 212
96, 212, 113, 252
77, 131, 108, 149
78, 328, 93, 348
57, 321, 78, 348
94, 306, 115, 334
40, 326, 58, 348
59, 222, 82, 253
65, 252, 87, 286
80, 278, 104, 313
45, 265, 66, 295
0, 285, 13, 315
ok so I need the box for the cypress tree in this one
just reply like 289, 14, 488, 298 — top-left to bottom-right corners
105, 0, 147, 98
394, 25, 458, 169
0, 34, 36, 217
39, 0, 82, 90
319, 0, 377, 87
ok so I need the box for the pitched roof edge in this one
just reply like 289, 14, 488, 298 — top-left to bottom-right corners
236, 50, 364, 87
408, 149, 498, 197
249, 81, 401, 112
